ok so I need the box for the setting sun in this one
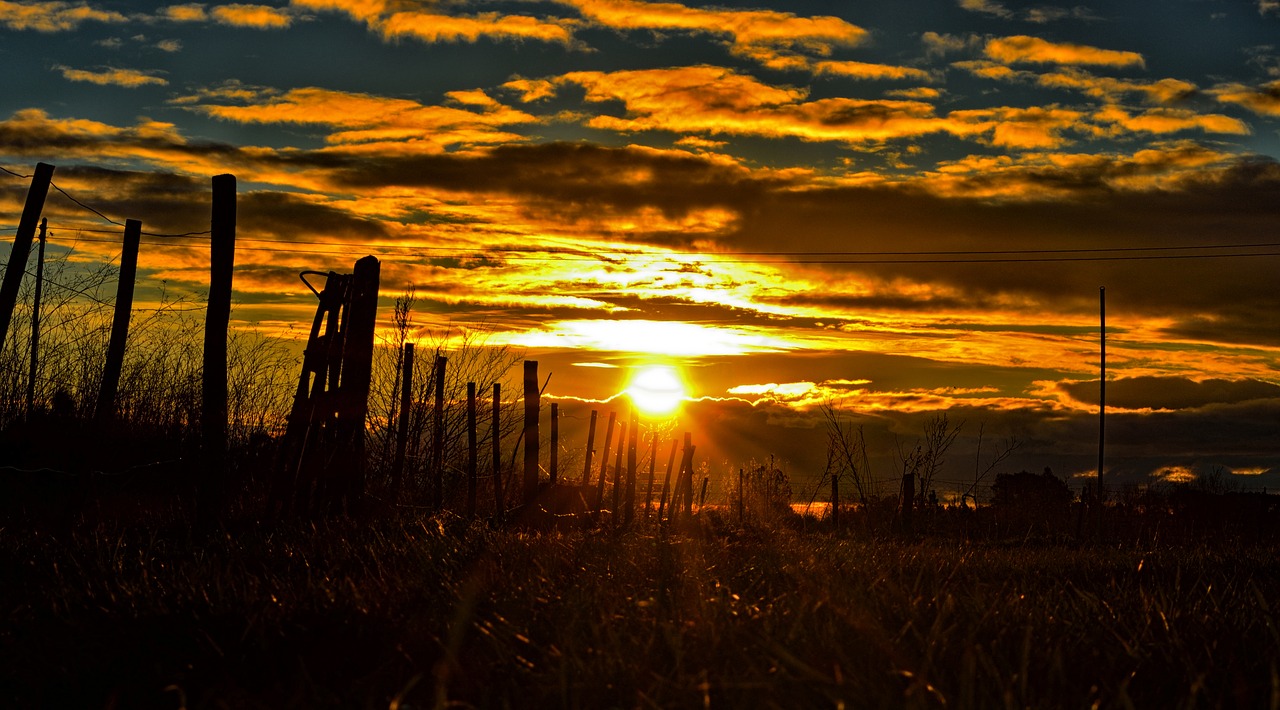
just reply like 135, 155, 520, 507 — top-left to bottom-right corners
627, 366, 686, 416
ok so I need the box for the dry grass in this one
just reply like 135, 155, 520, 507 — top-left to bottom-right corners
2, 512, 1278, 708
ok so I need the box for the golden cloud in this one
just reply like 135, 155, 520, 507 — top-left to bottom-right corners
292, 0, 574, 45
159, 3, 206, 22
813, 60, 932, 81
190, 86, 540, 151
210, 3, 292, 29
503, 78, 557, 103
1210, 80, 1280, 117
1092, 104, 1248, 137
985, 35, 1145, 68
1038, 67, 1196, 104
0, 0, 125, 31
55, 65, 168, 88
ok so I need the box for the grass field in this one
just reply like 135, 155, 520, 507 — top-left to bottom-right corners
3, 511, 1278, 709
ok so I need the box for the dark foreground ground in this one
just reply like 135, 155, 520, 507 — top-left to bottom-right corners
2, 511, 1278, 709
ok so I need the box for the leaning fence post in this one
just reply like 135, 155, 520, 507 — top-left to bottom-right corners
391, 343, 414, 500
523, 360, 539, 505
644, 433, 657, 518
625, 410, 638, 525
95, 219, 142, 422
432, 355, 446, 510
611, 420, 626, 523
336, 255, 380, 512
550, 402, 559, 486
198, 173, 235, 525
902, 472, 916, 535
595, 411, 616, 513
0, 162, 54, 355
25, 218, 47, 421
658, 439, 677, 520
581, 409, 598, 486
492, 382, 503, 519
467, 381, 477, 518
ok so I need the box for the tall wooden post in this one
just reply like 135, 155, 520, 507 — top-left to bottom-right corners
581, 410, 598, 486
522, 360, 539, 505
432, 355, 447, 510
0, 162, 54, 354
644, 433, 657, 518
624, 410, 638, 525
658, 439, 677, 519
96, 219, 142, 422
550, 402, 559, 486
595, 411, 616, 512
336, 255, 380, 510
199, 174, 235, 525
492, 382, 503, 518
611, 420, 626, 520
25, 218, 47, 421
679, 433, 695, 516
902, 473, 916, 535
467, 381, 477, 518
391, 343, 414, 499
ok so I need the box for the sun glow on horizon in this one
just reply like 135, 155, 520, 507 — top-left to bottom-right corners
627, 366, 686, 416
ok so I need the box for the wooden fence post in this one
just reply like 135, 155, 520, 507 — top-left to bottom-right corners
658, 439, 677, 519
199, 173, 235, 525
738, 468, 744, 523
95, 218, 142, 422
550, 402, 559, 486
433, 355, 446, 510
391, 343, 414, 499
594, 411, 616, 513
467, 381, 477, 518
522, 360, 539, 505
644, 433, 657, 518
335, 255, 380, 511
625, 411, 638, 525
492, 382, 503, 519
581, 409, 598, 486
902, 472, 916, 535
831, 472, 840, 532
611, 420, 626, 523
679, 433, 695, 517
0, 162, 54, 354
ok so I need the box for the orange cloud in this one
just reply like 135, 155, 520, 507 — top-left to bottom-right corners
1092, 104, 1248, 137
210, 3, 292, 28
188, 86, 540, 151
503, 78, 557, 103
55, 65, 168, 88
1210, 80, 1280, 117
813, 60, 932, 81
291, 0, 574, 45
0, 0, 125, 31
985, 35, 1145, 68
559, 0, 864, 51
159, 3, 205, 22
1038, 67, 1196, 104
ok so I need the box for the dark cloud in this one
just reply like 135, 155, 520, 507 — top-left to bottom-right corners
1060, 376, 1280, 410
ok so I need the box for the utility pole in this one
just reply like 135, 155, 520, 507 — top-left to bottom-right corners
1098, 286, 1105, 503
25, 218, 47, 420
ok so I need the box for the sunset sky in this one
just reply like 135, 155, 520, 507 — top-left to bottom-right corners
3, 0, 1280, 496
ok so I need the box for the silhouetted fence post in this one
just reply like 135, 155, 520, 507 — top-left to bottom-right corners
611, 419, 626, 523
625, 411, 638, 525
0, 162, 53, 355
679, 433, 695, 517
550, 402, 559, 486
433, 355, 446, 510
658, 439, 677, 519
492, 382, 503, 520
644, 433, 657, 518
738, 468, 744, 523
391, 343, 414, 500
199, 173, 235, 526
25, 218, 47, 421
335, 255, 380, 511
901, 473, 916, 535
467, 381, 477, 518
581, 409, 598, 486
831, 471, 840, 532
523, 360, 539, 505
95, 218, 141, 422
595, 411, 616, 513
